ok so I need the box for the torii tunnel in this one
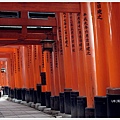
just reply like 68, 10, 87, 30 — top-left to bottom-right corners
0, 2, 120, 118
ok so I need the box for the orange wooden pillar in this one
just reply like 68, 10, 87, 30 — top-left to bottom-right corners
68, 12, 87, 117
29, 45, 34, 89
76, 11, 86, 97
56, 13, 66, 113
32, 45, 40, 103
26, 46, 30, 90
57, 12, 74, 114
11, 48, 18, 98
0, 61, 6, 89
81, 2, 97, 116
14, 48, 18, 92
44, 50, 52, 107
4, 49, 15, 98
45, 51, 51, 92
105, 3, 120, 88
40, 49, 47, 106
56, 13, 65, 93
32, 45, 36, 91
49, 27, 61, 110
23, 46, 30, 102
91, 2, 110, 96
0, 62, 2, 86
1, 61, 7, 87
38, 45, 42, 84
36, 45, 42, 103
7, 51, 15, 98
32, 45, 41, 89
19, 46, 24, 89
2, 61, 6, 87
40, 48, 52, 106
28, 45, 34, 102
0, 61, 5, 93
2, 60, 9, 95
7, 57, 13, 96
52, 27, 60, 97
19, 46, 25, 97
90, 2, 110, 117
20, 46, 26, 101
47, 50, 54, 108
3, 61, 7, 88
41, 48, 47, 90
69, 13, 79, 92
63, 12, 82, 117
60, 13, 73, 90
103, 3, 120, 117
5, 61, 9, 88
15, 47, 22, 100
36, 45, 41, 85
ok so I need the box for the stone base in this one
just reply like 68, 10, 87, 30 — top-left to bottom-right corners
38, 106, 46, 111
51, 110, 60, 117
35, 103, 41, 109
20, 101, 27, 105
56, 116, 62, 118
12, 98, 16, 102
43, 108, 52, 114
62, 113, 71, 118
14, 99, 22, 103
31, 103, 35, 108
28, 102, 33, 107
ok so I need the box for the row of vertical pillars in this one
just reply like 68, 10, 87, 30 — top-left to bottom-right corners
2, 2, 120, 118
3, 86, 120, 118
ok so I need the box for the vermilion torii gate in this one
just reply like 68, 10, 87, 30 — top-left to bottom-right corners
0, 2, 120, 118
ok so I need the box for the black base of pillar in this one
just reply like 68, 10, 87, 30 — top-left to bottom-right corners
54, 96, 60, 111
9, 88, 11, 98
3, 88, 5, 95
8, 87, 10, 97
107, 94, 120, 117
25, 89, 30, 103
85, 108, 95, 118
94, 96, 107, 118
3, 88, 4, 95
45, 92, 51, 108
59, 92, 64, 113
77, 96, 87, 118
64, 88, 72, 114
29, 88, 34, 102
71, 91, 79, 118
11, 89, 14, 98
33, 90, 37, 104
21, 88, 26, 101
41, 92, 46, 106
36, 84, 41, 103
3, 86, 9, 95
14, 88, 17, 99
50, 96, 54, 110
16, 88, 22, 100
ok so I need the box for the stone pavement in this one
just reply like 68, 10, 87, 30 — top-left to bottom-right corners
0, 96, 55, 118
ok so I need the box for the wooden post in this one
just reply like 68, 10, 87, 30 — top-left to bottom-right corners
81, 2, 97, 109
56, 13, 65, 93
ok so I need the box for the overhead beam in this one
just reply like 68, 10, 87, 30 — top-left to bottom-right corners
0, 53, 11, 58
0, 48, 15, 52
0, 2, 80, 12
0, 40, 43, 45
0, 29, 52, 33
0, 17, 56, 26
0, 32, 53, 40
0, 45, 20, 48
